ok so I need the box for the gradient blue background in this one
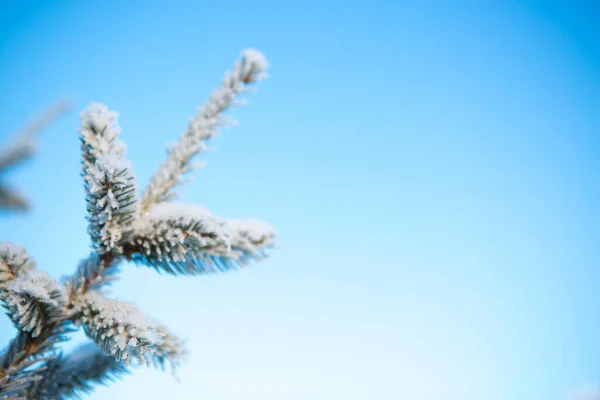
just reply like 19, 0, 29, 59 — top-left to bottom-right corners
0, 1, 598, 399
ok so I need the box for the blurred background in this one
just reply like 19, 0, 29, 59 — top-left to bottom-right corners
0, 1, 599, 399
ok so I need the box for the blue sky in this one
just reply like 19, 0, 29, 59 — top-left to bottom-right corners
0, 1, 599, 399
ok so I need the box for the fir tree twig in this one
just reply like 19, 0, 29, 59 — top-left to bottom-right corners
25, 343, 128, 400
0, 100, 70, 212
0, 49, 275, 398
139, 49, 269, 215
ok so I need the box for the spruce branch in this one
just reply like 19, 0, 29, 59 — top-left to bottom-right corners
0, 99, 70, 172
126, 215, 276, 275
125, 202, 233, 275
80, 104, 139, 255
65, 253, 121, 300
26, 343, 128, 400
0, 326, 73, 399
79, 103, 126, 173
74, 293, 187, 368
220, 218, 277, 262
139, 48, 269, 215
0, 243, 36, 286
1, 49, 276, 397
0, 244, 67, 338
150, 325, 187, 371
1, 250, 124, 395
0, 251, 122, 397
0, 244, 71, 398
84, 156, 138, 254
2, 270, 67, 338
0, 100, 70, 212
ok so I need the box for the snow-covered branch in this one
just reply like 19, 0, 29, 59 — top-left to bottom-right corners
126, 207, 275, 275
139, 49, 269, 215
0, 326, 73, 399
2, 270, 67, 338
80, 104, 139, 255
0, 243, 36, 286
1, 49, 275, 398
27, 343, 128, 399
79, 103, 126, 172
74, 293, 187, 368
173, 217, 276, 271
84, 156, 138, 255
0, 243, 67, 339
126, 202, 233, 275
0, 243, 71, 398
222, 218, 277, 261
150, 325, 187, 371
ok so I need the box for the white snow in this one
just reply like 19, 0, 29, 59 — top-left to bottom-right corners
241, 48, 269, 76
84, 155, 138, 251
0, 242, 35, 280
86, 156, 133, 210
227, 219, 276, 243
139, 50, 269, 214
135, 202, 231, 248
5, 269, 67, 306
80, 102, 121, 140
147, 201, 212, 221
77, 293, 164, 363
79, 102, 127, 165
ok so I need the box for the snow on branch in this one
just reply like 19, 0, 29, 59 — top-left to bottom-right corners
80, 104, 139, 255
189, 218, 277, 270
2, 270, 67, 338
150, 325, 187, 372
74, 293, 187, 368
84, 155, 138, 254
27, 343, 128, 399
0, 326, 73, 399
79, 103, 126, 172
139, 48, 269, 215
0, 243, 36, 286
130, 212, 276, 275
0, 243, 71, 398
126, 206, 276, 275
1, 49, 275, 397
126, 202, 233, 275
226, 218, 277, 259
0, 242, 67, 338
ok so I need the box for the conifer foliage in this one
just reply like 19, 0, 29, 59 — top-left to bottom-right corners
0, 101, 70, 212
0, 49, 276, 399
